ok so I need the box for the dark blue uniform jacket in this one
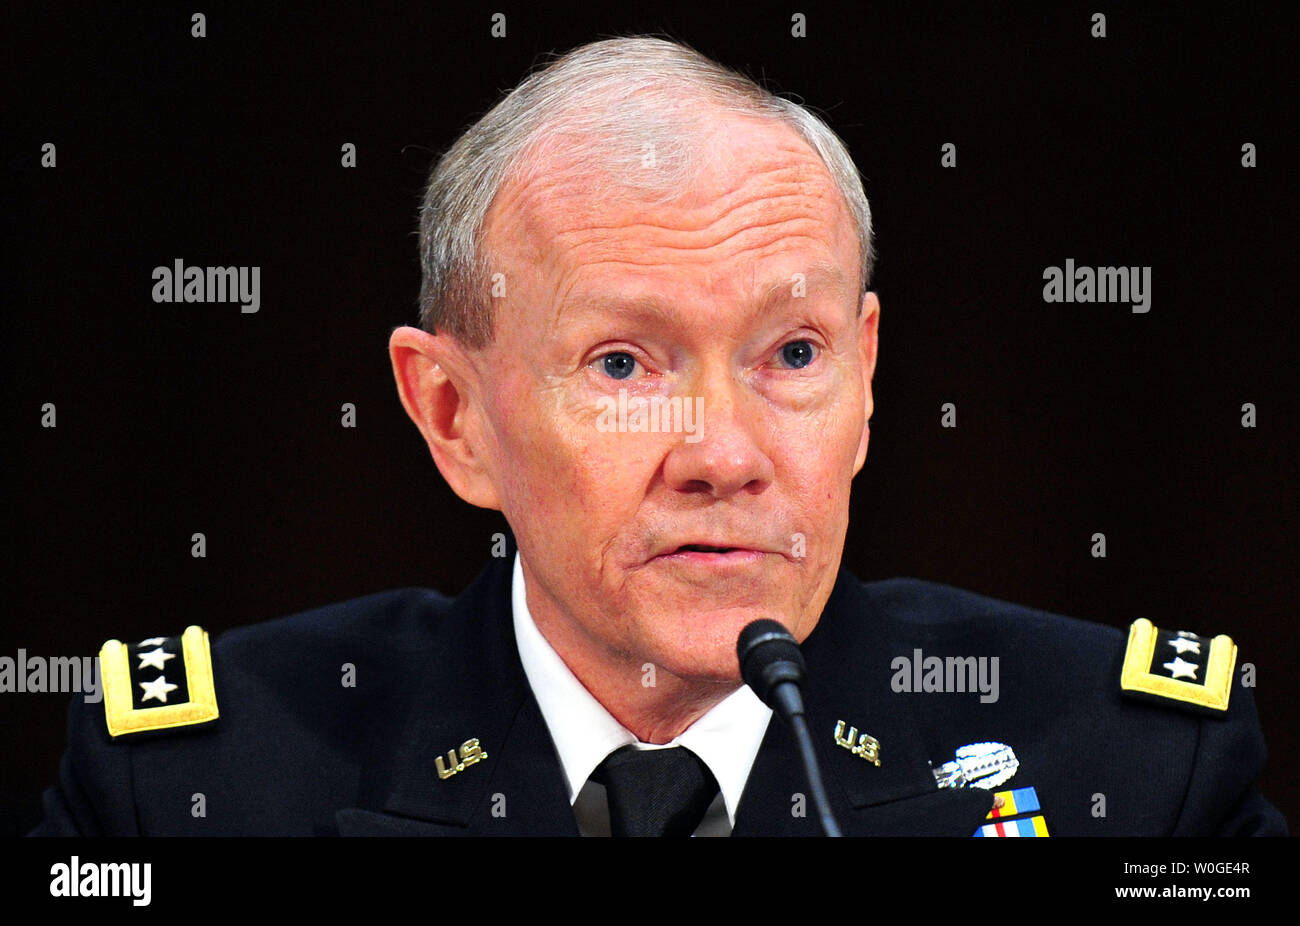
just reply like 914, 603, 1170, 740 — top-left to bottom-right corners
31, 549, 1287, 836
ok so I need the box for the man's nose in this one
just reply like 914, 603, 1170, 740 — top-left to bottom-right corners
661, 372, 775, 499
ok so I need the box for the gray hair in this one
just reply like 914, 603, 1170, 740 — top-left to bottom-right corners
417, 36, 874, 348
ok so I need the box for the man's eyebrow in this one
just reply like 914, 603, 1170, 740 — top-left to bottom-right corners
556, 262, 855, 329
554, 291, 679, 331
755, 262, 853, 312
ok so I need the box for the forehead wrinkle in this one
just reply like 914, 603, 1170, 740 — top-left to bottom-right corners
557, 226, 841, 275
545, 166, 840, 247
497, 123, 855, 339
552, 217, 843, 303
495, 132, 840, 253
554, 211, 833, 262
550, 250, 851, 336
540, 179, 852, 300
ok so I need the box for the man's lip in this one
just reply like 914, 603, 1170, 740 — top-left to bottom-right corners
661, 543, 762, 555
640, 545, 779, 573
650, 544, 771, 561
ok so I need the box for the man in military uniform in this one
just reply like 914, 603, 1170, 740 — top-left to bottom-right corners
31, 37, 1286, 837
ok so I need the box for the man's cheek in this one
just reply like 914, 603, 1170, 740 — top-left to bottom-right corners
804, 408, 863, 482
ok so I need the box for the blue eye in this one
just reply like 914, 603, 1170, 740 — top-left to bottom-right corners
599, 352, 638, 380
778, 341, 816, 369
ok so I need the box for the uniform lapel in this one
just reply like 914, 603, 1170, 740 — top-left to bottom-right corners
336, 541, 577, 836
337, 556, 992, 836
733, 570, 993, 836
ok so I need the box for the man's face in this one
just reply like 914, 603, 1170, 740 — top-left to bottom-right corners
469, 113, 878, 683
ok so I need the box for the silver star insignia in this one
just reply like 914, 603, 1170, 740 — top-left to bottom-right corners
136, 647, 175, 671
139, 637, 168, 647
1162, 656, 1199, 681
1166, 637, 1202, 656
139, 676, 179, 703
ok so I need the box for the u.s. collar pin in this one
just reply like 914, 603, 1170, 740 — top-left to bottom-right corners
435, 737, 489, 780
833, 719, 881, 766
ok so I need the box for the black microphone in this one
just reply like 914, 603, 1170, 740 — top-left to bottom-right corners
737, 620, 842, 837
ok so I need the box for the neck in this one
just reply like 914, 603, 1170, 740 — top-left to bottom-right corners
522, 576, 740, 744
561, 644, 739, 744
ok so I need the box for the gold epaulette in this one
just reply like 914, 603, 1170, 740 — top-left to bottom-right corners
99, 626, 219, 737
1119, 618, 1236, 714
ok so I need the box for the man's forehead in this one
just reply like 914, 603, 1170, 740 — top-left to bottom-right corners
484, 113, 855, 287
554, 260, 853, 333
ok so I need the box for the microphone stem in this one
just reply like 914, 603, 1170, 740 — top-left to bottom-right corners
774, 684, 842, 837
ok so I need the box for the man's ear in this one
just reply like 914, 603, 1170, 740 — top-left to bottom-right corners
388, 326, 502, 510
852, 292, 880, 476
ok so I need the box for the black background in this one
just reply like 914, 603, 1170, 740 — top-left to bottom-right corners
4, 2, 1296, 836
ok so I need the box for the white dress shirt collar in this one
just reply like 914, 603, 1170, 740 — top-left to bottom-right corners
511, 552, 772, 827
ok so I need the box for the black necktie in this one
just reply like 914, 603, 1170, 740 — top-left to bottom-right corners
591, 745, 720, 837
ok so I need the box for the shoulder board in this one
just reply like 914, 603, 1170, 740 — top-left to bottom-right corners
99, 626, 219, 738
1119, 618, 1237, 715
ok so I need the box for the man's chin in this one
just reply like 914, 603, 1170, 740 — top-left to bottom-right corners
640, 609, 795, 684
652, 656, 745, 687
